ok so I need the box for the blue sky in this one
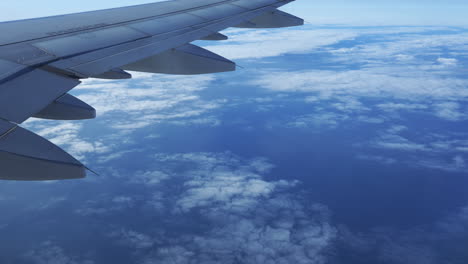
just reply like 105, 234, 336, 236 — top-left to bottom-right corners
0, 0, 467, 26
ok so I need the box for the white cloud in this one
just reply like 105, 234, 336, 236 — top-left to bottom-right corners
22, 121, 110, 161
364, 125, 468, 172
374, 134, 428, 152
377, 103, 428, 112
241, 28, 468, 133
434, 102, 466, 121
437, 58, 458, 66
328, 32, 468, 65
142, 196, 336, 264
253, 69, 468, 100
206, 28, 358, 60
77, 74, 223, 134
149, 152, 296, 213
98, 152, 337, 264
21, 72, 226, 164
130, 170, 170, 186
78, 74, 214, 114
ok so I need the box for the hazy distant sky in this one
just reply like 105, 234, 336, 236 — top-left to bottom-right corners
0, 0, 467, 25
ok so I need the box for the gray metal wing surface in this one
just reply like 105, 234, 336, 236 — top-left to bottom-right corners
0, 0, 303, 181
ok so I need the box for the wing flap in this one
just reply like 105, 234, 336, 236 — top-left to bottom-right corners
0, 120, 86, 181
0, 68, 81, 123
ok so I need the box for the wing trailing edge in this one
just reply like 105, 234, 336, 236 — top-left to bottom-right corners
0, 120, 86, 181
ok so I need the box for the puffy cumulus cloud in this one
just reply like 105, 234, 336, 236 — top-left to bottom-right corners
144, 200, 336, 264
76, 74, 224, 133
78, 74, 214, 113
129, 170, 170, 186
149, 152, 293, 213
24, 241, 94, 264
96, 152, 337, 264
136, 196, 336, 264
176, 173, 278, 212
178, 173, 292, 214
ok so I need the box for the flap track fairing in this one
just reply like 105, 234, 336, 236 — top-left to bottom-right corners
33, 93, 96, 121
200, 32, 229, 41
122, 44, 235, 75
235, 10, 304, 29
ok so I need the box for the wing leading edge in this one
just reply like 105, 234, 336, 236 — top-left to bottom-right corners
0, 0, 303, 181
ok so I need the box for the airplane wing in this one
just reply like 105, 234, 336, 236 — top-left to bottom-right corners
0, 0, 303, 181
